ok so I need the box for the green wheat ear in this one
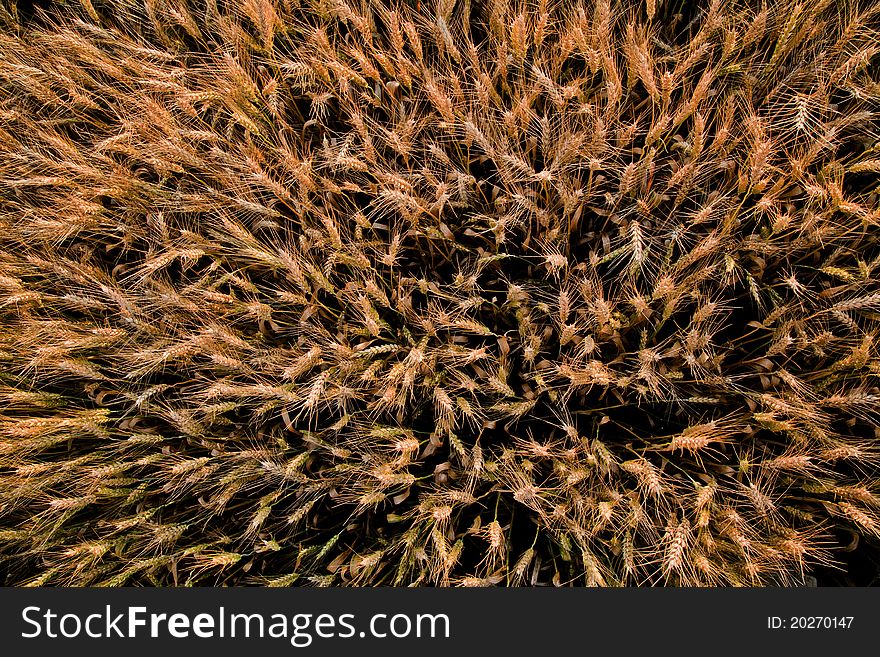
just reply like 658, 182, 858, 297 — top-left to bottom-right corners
0, 0, 879, 587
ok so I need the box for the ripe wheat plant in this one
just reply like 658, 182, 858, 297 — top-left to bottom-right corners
1, 0, 879, 587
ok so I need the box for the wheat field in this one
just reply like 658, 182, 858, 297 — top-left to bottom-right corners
1, 0, 879, 586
